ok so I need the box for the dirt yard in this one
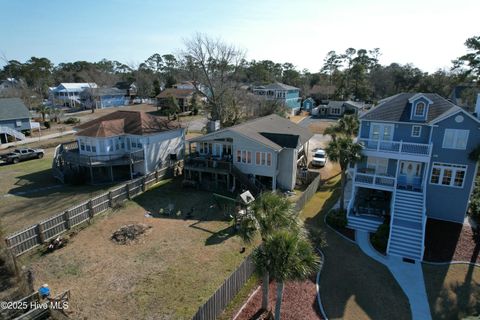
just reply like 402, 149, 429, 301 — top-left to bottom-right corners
424, 263, 480, 319
308, 121, 335, 135
27, 180, 255, 320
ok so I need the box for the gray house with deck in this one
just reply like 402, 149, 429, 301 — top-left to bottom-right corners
185, 115, 313, 193
348, 93, 480, 261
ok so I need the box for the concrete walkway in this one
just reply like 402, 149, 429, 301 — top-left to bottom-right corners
356, 230, 432, 320
0, 130, 75, 149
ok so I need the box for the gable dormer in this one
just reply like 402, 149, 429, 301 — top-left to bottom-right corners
409, 94, 432, 122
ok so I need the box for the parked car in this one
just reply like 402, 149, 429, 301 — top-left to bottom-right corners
311, 149, 327, 167
0, 148, 45, 164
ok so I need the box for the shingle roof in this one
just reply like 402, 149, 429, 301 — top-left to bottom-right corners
156, 88, 195, 99
190, 114, 313, 150
256, 82, 299, 91
360, 93, 459, 123
75, 110, 181, 137
0, 98, 30, 121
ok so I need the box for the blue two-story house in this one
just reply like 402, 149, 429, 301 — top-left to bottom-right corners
347, 93, 480, 261
252, 82, 301, 115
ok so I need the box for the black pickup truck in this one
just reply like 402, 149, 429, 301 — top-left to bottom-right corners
0, 148, 45, 164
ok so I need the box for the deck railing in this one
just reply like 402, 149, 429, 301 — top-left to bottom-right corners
354, 172, 396, 189
184, 156, 232, 171
359, 138, 432, 157
61, 149, 145, 166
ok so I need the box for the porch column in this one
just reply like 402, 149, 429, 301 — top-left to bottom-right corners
272, 175, 277, 191
109, 166, 114, 182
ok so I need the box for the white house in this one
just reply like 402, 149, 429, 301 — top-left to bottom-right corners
53, 110, 184, 184
49, 83, 98, 107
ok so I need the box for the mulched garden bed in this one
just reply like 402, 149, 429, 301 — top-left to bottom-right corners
423, 218, 480, 263
234, 276, 323, 320
326, 222, 356, 242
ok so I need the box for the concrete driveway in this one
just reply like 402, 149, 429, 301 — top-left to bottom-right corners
306, 133, 339, 179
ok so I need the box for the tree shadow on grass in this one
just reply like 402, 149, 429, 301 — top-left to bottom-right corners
302, 179, 412, 320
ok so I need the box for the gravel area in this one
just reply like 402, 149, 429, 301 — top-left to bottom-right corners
424, 218, 480, 263
235, 277, 323, 320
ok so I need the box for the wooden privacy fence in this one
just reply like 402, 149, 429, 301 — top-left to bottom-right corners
294, 172, 321, 212
5, 162, 181, 257
192, 254, 255, 320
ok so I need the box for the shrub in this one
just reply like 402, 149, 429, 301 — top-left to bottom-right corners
371, 221, 390, 254
44, 121, 51, 129
469, 177, 480, 221
193, 107, 199, 116
326, 208, 347, 229
64, 117, 80, 125
21, 130, 31, 137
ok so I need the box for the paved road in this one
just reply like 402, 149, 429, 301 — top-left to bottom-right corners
0, 130, 76, 150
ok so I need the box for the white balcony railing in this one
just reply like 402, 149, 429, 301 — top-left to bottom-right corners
359, 138, 432, 157
354, 173, 396, 189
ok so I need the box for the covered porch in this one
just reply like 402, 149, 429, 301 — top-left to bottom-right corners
350, 187, 393, 218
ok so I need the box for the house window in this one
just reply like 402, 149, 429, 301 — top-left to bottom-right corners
430, 162, 467, 188
414, 102, 426, 117
15, 120, 22, 127
238, 150, 252, 164
331, 108, 341, 115
80, 143, 85, 151
91, 146, 96, 152
236, 150, 241, 162
367, 157, 388, 175
442, 129, 469, 150
247, 151, 252, 164
86, 145, 91, 152
255, 152, 272, 166
411, 125, 422, 137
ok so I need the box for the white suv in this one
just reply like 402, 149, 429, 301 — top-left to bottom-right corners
312, 149, 327, 167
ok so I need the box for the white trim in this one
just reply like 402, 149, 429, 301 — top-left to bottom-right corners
442, 129, 469, 150
369, 122, 394, 140
408, 93, 433, 104
430, 108, 480, 125
413, 101, 427, 118
429, 162, 468, 188
411, 125, 422, 137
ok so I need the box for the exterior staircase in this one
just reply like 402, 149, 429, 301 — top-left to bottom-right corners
230, 165, 264, 196
0, 126, 25, 141
347, 214, 383, 232
387, 189, 425, 260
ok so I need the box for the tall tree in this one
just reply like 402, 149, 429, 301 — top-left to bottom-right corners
238, 192, 299, 311
253, 230, 318, 320
183, 33, 246, 126
325, 136, 363, 211
453, 35, 480, 81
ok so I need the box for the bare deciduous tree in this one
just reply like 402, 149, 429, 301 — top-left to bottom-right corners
183, 33, 246, 126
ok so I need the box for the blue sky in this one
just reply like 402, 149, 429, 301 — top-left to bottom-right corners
0, 0, 479, 72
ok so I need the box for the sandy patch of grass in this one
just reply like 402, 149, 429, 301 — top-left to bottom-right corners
424, 263, 480, 319
27, 180, 255, 319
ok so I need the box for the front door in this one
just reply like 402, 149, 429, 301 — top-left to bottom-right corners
399, 161, 422, 188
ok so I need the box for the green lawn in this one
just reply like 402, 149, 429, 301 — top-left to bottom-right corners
0, 148, 114, 233
26, 179, 257, 319
300, 177, 411, 320
424, 263, 480, 319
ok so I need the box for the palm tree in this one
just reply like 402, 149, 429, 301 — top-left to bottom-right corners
238, 192, 299, 311
253, 229, 319, 320
323, 114, 359, 142
337, 114, 359, 137
36, 104, 50, 122
325, 136, 363, 211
